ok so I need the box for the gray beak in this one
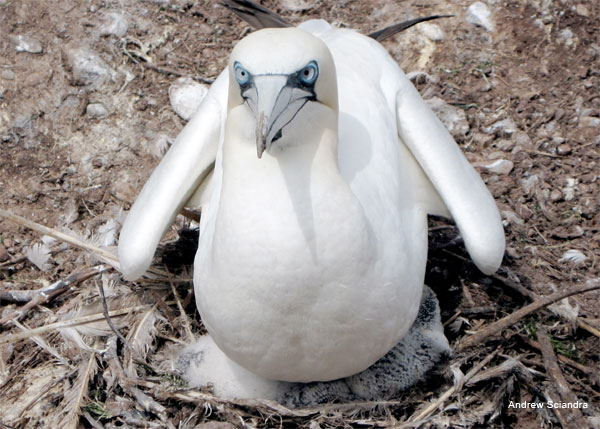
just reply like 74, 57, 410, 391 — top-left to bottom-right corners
247, 75, 312, 158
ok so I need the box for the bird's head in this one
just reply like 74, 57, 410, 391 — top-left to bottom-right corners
228, 27, 338, 158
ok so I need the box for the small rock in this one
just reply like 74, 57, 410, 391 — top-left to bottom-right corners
514, 132, 532, 148
64, 46, 113, 87
425, 97, 470, 137
280, 0, 314, 12
418, 23, 445, 41
516, 204, 533, 220
487, 150, 505, 160
168, 77, 209, 121
466, 2, 495, 32
0, 69, 15, 80
495, 139, 514, 151
575, 4, 589, 17
505, 246, 520, 259
89, 4, 98, 13
580, 196, 599, 219
483, 159, 513, 175
484, 118, 517, 136
501, 210, 523, 226
558, 28, 574, 41
407, 71, 438, 84
100, 12, 129, 37
552, 135, 565, 144
472, 132, 494, 147
112, 177, 137, 203
0, 246, 9, 262
12, 35, 43, 54
557, 28, 577, 48
552, 108, 565, 121
86, 103, 108, 118
521, 174, 539, 195
579, 116, 600, 128
562, 177, 577, 201
552, 226, 584, 239
557, 143, 571, 155
550, 189, 563, 202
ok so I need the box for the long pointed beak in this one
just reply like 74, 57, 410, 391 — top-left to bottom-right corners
249, 75, 311, 158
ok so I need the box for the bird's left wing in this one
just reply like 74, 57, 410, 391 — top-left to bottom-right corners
395, 77, 505, 275
118, 72, 228, 281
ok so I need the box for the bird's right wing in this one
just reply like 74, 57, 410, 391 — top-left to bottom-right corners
118, 72, 228, 281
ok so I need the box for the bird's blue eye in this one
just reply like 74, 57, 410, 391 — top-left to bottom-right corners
299, 62, 318, 84
234, 62, 250, 85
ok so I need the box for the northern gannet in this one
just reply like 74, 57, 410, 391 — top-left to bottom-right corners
118, 13, 505, 404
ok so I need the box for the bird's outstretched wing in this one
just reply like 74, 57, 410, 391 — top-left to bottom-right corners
118, 73, 228, 281
394, 81, 505, 275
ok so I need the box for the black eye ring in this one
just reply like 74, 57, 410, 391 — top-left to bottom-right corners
299, 61, 318, 85
234, 62, 250, 85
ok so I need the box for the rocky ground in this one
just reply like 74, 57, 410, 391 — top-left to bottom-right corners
0, 0, 598, 427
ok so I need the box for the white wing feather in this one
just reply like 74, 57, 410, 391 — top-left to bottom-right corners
118, 72, 228, 280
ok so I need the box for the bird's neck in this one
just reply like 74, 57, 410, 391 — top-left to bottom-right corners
216, 104, 369, 259
222, 104, 340, 182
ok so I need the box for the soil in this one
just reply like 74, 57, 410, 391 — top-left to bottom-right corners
0, 0, 598, 428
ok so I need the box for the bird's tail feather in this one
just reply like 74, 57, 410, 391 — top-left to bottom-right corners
221, 0, 452, 42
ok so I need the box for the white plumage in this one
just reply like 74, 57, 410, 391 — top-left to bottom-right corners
119, 19, 504, 391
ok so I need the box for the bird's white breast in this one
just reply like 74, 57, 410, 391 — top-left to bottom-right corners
194, 103, 423, 382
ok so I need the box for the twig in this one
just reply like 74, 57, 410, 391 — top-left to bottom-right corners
97, 280, 132, 350
0, 208, 168, 278
0, 255, 27, 269
455, 281, 600, 352
0, 208, 119, 267
518, 334, 600, 384
494, 268, 600, 339
0, 289, 36, 303
543, 389, 569, 428
577, 318, 600, 338
0, 265, 109, 327
180, 207, 201, 223
0, 305, 151, 344
408, 350, 499, 423
538, 328, 587, 428
165, 265, 195, 343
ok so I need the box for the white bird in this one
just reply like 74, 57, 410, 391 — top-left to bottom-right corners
118, 12, 505, 402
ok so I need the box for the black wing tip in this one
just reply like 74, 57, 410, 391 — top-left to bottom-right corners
369, 15, 455, 42
220, 0, 291, 29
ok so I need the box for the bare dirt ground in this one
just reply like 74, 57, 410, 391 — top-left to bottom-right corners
0, 0, 598, 427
